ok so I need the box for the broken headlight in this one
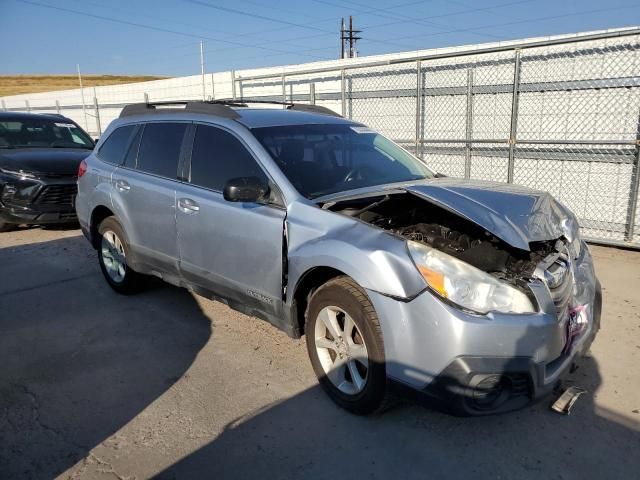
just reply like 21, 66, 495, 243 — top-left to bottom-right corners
407, 240, 535, 315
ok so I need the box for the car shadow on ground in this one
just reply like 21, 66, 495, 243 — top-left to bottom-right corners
0, 235, 212, 479
156, 336, 640, 479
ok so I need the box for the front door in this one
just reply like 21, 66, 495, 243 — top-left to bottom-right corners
175, 123, 286, 317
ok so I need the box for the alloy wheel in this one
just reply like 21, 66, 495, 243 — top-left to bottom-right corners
314, 306, 369, 395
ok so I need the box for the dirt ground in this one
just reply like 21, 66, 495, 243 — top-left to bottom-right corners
0, 226, 639, 480
0, 75, 165, 97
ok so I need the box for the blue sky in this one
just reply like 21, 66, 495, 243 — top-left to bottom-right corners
1, 0, 639, 76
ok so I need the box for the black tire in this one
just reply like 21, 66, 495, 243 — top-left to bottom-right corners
0, 220, 14, 232
305, 276, 390, 415
97, 216, 144, 294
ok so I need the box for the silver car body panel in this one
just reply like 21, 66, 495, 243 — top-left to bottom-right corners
77, 107, 600, 406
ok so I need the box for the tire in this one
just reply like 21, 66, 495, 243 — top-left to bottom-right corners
305, 276, 390, 415
97, 216, 144, 294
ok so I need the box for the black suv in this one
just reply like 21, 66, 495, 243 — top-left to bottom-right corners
0, 111, 94, 231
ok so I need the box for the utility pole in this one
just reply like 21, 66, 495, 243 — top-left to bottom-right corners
77, 64, 88, 130
340, 16, 361, 59
200, 41, 206, 101
348, 16, 361, 58
340, 17, 346, 59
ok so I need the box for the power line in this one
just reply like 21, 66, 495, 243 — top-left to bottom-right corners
368, 3, 639, 49
314, 0, 504, 41
15, 0, 331, 60
358, 0, 534, 30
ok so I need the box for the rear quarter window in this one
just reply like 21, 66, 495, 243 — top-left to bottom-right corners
98, 125, 137, 165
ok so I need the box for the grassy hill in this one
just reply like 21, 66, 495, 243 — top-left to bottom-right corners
0, 75, 166, 97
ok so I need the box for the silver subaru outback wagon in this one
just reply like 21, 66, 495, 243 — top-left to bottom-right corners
76, 100, 601, 416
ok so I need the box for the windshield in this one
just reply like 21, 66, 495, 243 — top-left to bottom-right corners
0, 117, 94, 149
251, 124, 434, 199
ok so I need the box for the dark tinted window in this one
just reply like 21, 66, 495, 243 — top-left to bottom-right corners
123, 125, 143, 168
137, 123, 187, 178
98, 125, 136, 164
190, 125, 267, 191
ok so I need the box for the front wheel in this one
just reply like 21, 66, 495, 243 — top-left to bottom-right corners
305, 276, 390, 415
97, 217, 144, 294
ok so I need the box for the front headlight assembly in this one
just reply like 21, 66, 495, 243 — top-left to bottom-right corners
407, 240, 536, 315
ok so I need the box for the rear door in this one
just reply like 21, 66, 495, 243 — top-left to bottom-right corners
111, 121, 189, 275
175, 123, 286, 317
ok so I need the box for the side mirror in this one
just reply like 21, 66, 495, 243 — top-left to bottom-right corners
223, 176, 270, 203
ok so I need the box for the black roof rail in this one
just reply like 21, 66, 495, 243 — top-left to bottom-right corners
119, 99, 342, 119
286, 103, 342, 118
210, 98, 343, 118
119, 101, 240, 119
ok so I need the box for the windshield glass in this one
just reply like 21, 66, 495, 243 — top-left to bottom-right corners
0, 117, 94, 149
251, 124, 434, 199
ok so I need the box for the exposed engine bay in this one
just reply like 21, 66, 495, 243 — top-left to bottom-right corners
325, 192, 557, 285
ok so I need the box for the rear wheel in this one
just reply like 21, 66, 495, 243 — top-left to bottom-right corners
305, 276, 390, 415
97, 217, 144, 294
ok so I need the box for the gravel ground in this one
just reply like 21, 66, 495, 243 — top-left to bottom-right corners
0, 226, 639, 480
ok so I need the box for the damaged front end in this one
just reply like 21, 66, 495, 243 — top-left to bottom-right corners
320, 179, 601, 414
324, 187, 558, 313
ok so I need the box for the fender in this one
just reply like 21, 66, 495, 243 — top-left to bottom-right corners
285, 202, 425, 304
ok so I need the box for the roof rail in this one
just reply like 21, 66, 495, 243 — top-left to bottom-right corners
210, 98, 343, 118
119, 99, 342, 119
119, 101, 240, 119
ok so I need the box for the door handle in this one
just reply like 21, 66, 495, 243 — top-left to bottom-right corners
115, 179, 131, 192
178, 198, 200, 214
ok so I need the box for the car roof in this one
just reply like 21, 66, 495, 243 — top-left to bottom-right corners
0, 111, 69, 122
233, 108, 355, 129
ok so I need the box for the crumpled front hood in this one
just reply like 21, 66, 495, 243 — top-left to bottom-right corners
0, 148, 91, 175
404, 178, 574, 251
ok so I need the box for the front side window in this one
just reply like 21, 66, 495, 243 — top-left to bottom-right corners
137, 123, 187, 179
0, 117, 94, 149
190, 124, 267, 191
98, 125, 136, 165
251, 124, 434, 199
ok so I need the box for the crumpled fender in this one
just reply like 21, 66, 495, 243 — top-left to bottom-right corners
286, 202, 426, 301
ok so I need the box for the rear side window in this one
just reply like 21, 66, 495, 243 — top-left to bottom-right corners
137, 123, 187, 178
123, 126, 143, 168
98, 125, 136, 165
190, 124, 267, 191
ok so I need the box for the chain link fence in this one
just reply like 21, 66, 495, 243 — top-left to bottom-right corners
2, 29, 639, 247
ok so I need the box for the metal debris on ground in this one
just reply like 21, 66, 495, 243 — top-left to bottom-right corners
551, 386, 587, 415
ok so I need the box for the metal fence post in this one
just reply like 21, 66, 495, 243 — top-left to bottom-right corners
340, 69, 346, 117
465, 68, 474, 179
144, 92, 149, 104
624, 110, 640, 241
507, 49, 522, 183
282, 74, 287, 108
55, 100, 60, 114
231, 70, 237, 100
1, 100, 6, 111
93, 92, 102, 137
210, 73, 215, 100
25, 100, 31, 112
415, 60, 422, 158
310, 83, 316, 105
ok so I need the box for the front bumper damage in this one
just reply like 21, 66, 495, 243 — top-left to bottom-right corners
368, 242, 601, 415
0, 174, 77, 226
